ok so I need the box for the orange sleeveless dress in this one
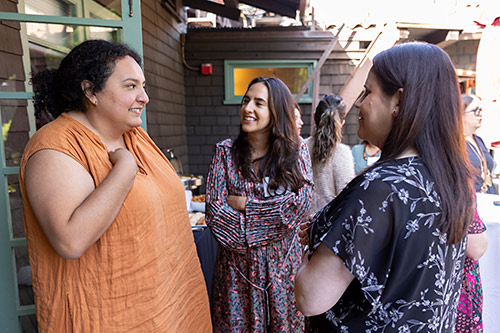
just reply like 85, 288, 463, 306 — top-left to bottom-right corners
19, 113, 211, 332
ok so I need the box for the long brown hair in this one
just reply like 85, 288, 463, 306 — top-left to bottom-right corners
232, 77, 304, 193
312, 94, 346, 163
372, 42, 475, 244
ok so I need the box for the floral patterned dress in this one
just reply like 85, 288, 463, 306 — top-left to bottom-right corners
307, 157, 467, 332
206, 138, 313, 332
455, 208, 486, 333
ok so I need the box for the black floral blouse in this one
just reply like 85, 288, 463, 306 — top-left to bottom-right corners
307, 157, 467, 333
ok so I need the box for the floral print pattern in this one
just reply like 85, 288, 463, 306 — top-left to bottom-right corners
206, 138, 313, 332
307, 157, 466, 332
455, 208, 486, 333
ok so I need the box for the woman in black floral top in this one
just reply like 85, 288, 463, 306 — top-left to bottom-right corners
295, 42, 476, 332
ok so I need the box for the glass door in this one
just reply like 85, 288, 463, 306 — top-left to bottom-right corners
0, 0, 143, 331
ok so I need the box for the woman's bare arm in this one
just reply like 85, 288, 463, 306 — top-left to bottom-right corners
295, 243, 354, 316
24, 148, 137, 259
466, 232, 488, 261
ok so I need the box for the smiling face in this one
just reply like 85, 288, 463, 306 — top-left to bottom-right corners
240, 82, 272, 137
463, 96, 482, 136
354, 70, 397, 148
93, 56, 149, 133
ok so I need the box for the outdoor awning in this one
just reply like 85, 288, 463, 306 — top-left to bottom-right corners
181, 0, 307, 21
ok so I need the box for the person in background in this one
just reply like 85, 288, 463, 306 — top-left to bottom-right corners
20, 40, 211, 332
295, 102, 304, 136
295, 42, 475, 332
463, 94, 497, 194
305, 94, 355, 213
454, 93, 491, 333
206, 77, 313, 332
351, 140, 381, 174
455, 207, 488, 333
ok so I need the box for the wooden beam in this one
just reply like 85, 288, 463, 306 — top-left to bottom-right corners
242, 0, 297, 18
298, 0, 308, 19
339, 24, 400, 113
224, 0, 239, 9
295, 24, 345, 102
183, 0, 241, 21
310, 70, 320, 136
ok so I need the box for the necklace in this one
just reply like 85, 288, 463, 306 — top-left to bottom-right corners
467, 138, 493, 193
363, 143, 380, 161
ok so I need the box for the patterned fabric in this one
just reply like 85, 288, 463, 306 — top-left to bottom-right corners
206, 138, 313, 332
466, 135, 497, 194
307, 157, 467, 333
455, 208, 487, 333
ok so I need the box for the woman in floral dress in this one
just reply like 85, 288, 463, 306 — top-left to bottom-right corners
455, 208, 488, 333
206, 77, 313, 332
295, 42, 476, 332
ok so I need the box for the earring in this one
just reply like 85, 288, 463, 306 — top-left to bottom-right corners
94, 99, 98, 106
393, 109, 399, 116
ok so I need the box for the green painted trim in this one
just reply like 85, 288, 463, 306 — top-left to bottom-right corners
121, 0, 147, 130
0, 92, 34, 100
223, 59, 316, 104
0, 187, 18, 332
0, 12, 123, 27
10, 239, 27, 247
2, 167, 20, 175
226, 59, 317, 67
17, 305, 36, 316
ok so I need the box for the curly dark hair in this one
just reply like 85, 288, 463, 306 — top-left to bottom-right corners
31, 39, 141, 120
232, 77, 304, 193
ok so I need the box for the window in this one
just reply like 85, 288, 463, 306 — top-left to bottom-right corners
224, 60, 316, 104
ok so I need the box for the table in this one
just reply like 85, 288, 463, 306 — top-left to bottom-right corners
476, 193, 500, 333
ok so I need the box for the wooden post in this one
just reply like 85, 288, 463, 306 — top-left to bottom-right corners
339, 23, 400, 113
295, 24, 345, 102
310, 70, 320, 136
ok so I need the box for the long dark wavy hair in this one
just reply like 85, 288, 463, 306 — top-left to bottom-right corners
232, 77, 304, 193
312, 94, 347, 163
372, 42, 475, 244
31, 39, 141, 120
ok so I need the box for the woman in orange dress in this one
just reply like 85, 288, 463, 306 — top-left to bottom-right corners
20, 40, 211, 332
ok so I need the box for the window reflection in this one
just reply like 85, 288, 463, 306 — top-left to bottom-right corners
8, 174, 25, 239
234, 67, 309, 96
0, 21, 121, 99
15, 0, 123, 19
1, 100, 31, 166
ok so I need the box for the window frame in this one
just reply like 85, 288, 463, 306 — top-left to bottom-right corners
223, 59, 317, 104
